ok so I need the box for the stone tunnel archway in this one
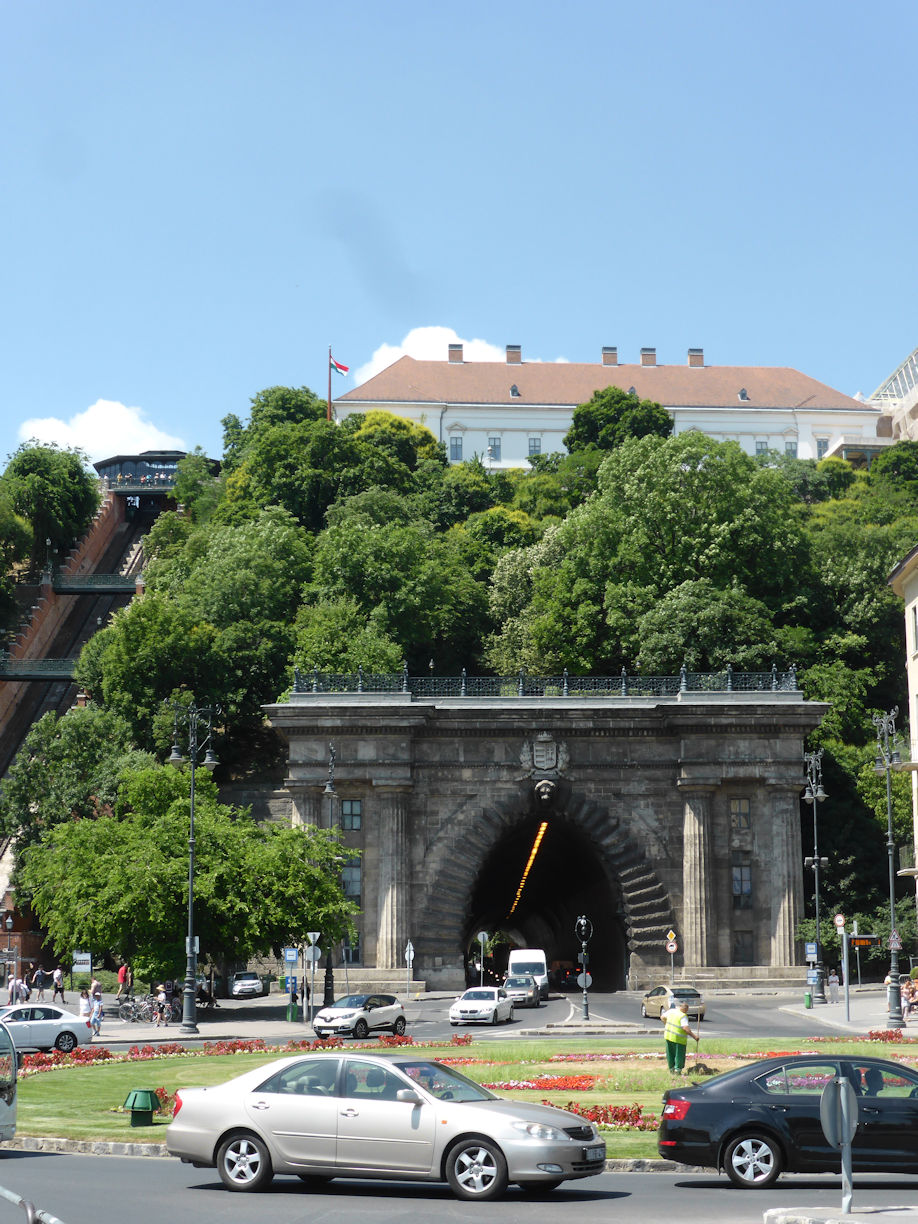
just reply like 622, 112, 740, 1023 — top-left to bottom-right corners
420, 783, 676, 992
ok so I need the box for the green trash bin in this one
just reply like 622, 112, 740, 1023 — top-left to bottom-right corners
804, 991, 813, 1009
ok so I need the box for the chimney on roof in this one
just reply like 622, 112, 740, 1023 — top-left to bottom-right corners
506, 344, 522, 364
602, 346, 618, 366
687, 348, 704, 367
640, 347, 656, 367
448, 343, 463, 363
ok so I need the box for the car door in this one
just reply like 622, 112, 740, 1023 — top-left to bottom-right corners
366, 996, 391, 1032
28, 1007, 63, 1049
647, 987, 666, 1017
847, 1061, 918, 1168
337, 1059, 436, 1173
754, 1061, 840, 1169
0, 1009, 32, 1048
242, 1057, 340, 1169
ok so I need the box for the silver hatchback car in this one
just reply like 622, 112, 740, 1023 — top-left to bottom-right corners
167, 1051, 606, 1200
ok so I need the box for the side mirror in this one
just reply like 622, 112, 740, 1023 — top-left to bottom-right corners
396, 1088, 422, 1105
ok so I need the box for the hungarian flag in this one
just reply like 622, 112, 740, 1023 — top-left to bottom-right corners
330, 355, 349, 376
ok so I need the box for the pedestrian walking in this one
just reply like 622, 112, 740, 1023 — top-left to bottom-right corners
30, 964, 47, 1002
154, 984, 168, 1027
116, 962, 132, 1001
5, 967, 15, 1007
78, 989, 91, 1025
662, 998, 699, 1075
828, 968, 840, 1003
89, 993, 103, 1038
51, 966, 65, 1004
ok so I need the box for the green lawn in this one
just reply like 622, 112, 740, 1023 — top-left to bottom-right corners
13, 1036, 916, 1158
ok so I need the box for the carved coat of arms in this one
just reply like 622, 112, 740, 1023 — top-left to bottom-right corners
520, 731, 569, 776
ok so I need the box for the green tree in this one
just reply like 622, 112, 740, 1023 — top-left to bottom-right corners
635, 579, 778, 673
1, 442, 100, 568
173, 448, 222, 523
18, 764, 357, 981
564, 386, 672, 452
293, 598, 404, 673
221, 385, 326, 472
344, 410, 446, 471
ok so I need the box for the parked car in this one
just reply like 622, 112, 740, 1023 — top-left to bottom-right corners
312, 994, 406, 1039
449, 986, 514, 1026
641, 985, 705, 1020
502, 975, 540, 1009
167, 1051, 606, 1199
0, 1005, 91, 1053
231, 972, 267, 999
659, 1054, 918, 1187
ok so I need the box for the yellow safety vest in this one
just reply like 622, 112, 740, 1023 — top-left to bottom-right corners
663, 1008, 688, 1045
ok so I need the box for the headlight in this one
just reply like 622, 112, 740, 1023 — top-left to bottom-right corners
511, 1121, 566, 1141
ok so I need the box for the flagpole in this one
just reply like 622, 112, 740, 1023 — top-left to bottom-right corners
327, 346, 332, 422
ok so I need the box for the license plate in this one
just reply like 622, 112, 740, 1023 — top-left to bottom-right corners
585, 1145, 605, 1161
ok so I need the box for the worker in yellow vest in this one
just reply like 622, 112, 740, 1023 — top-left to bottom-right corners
662, 998, 698, 1074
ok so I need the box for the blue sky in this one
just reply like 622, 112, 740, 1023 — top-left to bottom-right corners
2, 1, 916, 465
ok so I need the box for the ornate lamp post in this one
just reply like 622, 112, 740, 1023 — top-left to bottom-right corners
322, 745, 337, 1008
168, 700, 219, 1035
873, 707, 905, 1030
803, 750, 828, 1004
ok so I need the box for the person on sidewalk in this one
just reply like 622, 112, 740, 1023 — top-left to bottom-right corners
89, 992, 103, 1038
51, 966, 65, 1004
828, 968, 840, 1003
663, 999, 699, 1075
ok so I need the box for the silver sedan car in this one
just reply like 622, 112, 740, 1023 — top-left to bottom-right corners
167, 1052, 606, 1200
449, 986, 514, 1025
502, 974, 540, 1008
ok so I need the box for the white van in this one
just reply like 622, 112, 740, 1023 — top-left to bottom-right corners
506, 948, 549, 999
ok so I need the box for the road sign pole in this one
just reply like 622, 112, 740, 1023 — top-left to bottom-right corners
843, 931, 850, 1025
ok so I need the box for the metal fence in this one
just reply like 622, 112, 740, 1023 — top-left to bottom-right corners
293, 663, 799, 697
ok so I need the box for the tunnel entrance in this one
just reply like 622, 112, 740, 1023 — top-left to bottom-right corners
465, 809, 629, 991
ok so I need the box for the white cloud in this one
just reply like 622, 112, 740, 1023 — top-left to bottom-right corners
17, 400, 186, 464
353, 326, 569, 384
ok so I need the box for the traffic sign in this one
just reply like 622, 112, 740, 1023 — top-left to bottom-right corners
477, 931, 488, 944
303, 945, 322, 963
805, 941, 818, 960
849, 935, 880, 949
889, 930, 903, 951
820, 1077, 858, 1148
405, 940, 415, 965
307, 931, 320, 945
283, 947, 298, 964
666, 940, 678, 954
666, 929, 677, 942
834, 913, 846, 929
577, 972, 592, 989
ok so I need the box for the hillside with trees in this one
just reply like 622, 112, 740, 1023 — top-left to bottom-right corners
2, 390, 918, 972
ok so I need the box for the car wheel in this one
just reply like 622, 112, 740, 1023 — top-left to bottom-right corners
640, 1004, 647, 1017
507, 1006, 514, 1023
392, 1016, 406, 1036
724, 1133, 784, 1188
446, 1137, 509, 1201
352, 1019, 369, 1039
217, 1133, 273, 1192
55, 1031, 77, 1053
450, 1021, 458, 1027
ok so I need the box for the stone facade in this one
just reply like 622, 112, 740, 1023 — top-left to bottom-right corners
266, 687, 825, 990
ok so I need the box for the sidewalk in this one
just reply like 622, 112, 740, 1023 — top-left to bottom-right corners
778, 985, 912, 1035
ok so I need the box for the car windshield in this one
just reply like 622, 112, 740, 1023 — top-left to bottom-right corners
672, 990, 700, 999
332, 996, 370, 1009
461, 990, 494, 1001
505, 978, 530, 988
235, 973, 258, 981
512, 962, 543, 975
396, 1059, 496, 1102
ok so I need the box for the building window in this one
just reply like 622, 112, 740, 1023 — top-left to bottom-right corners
816, 438, 829, 459
912, 604, 918, 653
487, 437, 501, 463
342, 863, 361, 906
755, 440, 769, 456
449, 436, 463, 462
730, 798, 751, 830
341, 799, 362, 831
528, 437, 541, 456
342, 933, 361, 963
732, 864, 753, 910
733, 929, 754, 965
785, 440, 798, 458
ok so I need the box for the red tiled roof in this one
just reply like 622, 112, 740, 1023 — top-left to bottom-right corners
338, 356, 871, 412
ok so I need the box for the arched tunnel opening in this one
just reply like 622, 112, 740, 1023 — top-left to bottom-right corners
464, 810, 629, 990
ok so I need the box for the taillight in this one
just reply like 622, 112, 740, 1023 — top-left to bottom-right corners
172, 1091, 183, 1119
663, 1099, 691, 1121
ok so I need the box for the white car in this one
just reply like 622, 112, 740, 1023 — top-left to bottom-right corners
449, 987, 514, 1026
231, 972, 266, 998
0, 1004, 91, 1052
312, 994, 406, 1039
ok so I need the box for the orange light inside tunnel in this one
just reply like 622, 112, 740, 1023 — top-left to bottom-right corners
508, 821, 548, 916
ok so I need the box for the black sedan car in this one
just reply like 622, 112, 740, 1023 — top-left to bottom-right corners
659, 1054, 918, 1187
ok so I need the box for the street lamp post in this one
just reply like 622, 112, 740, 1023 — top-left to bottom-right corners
322, 745, 337, 1007
803, 749, 829, 1005
873, 707, 905, 1030
4, 916, 12, 993
169, 700, 219, 1035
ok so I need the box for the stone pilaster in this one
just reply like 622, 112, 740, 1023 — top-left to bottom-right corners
375, 787, 411, 969
768, 783, 803, 965
289, 787, 322, 829
678, 785, 715, 966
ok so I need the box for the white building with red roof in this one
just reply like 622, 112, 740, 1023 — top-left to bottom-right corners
336, 343, 890, 469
